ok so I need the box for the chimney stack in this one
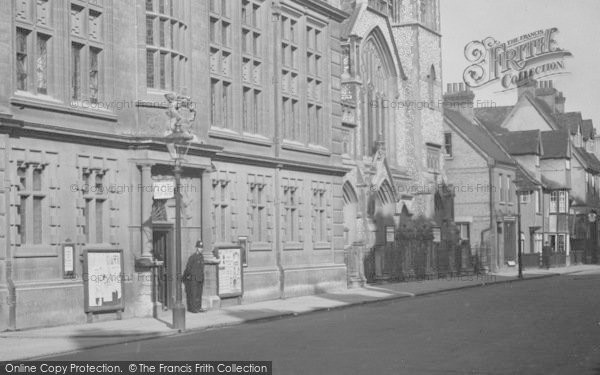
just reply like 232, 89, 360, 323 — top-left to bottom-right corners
517, 77, 538, 98
443, 82, 475, 120
535, 80, 564, 114
555, 91, 565, 113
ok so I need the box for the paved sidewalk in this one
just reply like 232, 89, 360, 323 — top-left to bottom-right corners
1, 264, 598, 361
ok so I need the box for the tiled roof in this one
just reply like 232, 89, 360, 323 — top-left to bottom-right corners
571, 195, 587, 207
541, 131, 570, 159
444, 109, 514, 165
515, 166, 543, 190
473, 106, 514, 134
533, 98, 556, 119
575, 147, 600, 173
541, 175, 568, 190
495, 130, 540, 155
554, 112, 583, 135
582, 119, 595, 140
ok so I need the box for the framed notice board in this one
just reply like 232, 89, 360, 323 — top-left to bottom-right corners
83, 249, 125, 313
216, 246, 243, 298
386, 226, 395, 243
62, 243, 76, 279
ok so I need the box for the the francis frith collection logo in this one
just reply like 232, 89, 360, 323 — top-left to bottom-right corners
463, 27, 572, 90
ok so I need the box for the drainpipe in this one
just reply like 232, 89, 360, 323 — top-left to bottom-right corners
272, 1, 285, 298
7, 261, 15, 331
4, 136, 15, 330
481, 165, 496, 272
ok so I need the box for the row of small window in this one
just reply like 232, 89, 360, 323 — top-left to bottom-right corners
17, 195, 107, 245
519, 190, 542, 213
146, 50, 187, 91
212, 183, 329, 244
281, 16, 322, 50
497, 174, 514, 203
519, 190, 569, 214
16, 29, 100, 102
280, 74, 323, 102
426, 147, 441, 172
210, 80, 268, 135
15, 167, 108, 246
146, 0, 186, 19
146, 16, 186, 51
210, 22, 262, 60
210, 2, 262, 47
524, 233, 567, 254
281, 46, 322, 76
281, 97, 325, 145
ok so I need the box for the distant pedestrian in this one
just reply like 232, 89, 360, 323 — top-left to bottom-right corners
183, 241, 206, 313
542, 241, 552, 269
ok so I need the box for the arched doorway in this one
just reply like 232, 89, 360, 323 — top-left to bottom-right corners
343, 181, 363, 286
343, 181, 359, 246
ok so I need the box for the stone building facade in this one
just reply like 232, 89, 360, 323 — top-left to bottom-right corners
338, 0, 447, 283
0, 0, 351, 330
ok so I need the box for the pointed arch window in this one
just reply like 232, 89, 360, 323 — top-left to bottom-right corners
428, 65, 436, 105
360, 35, 396, 159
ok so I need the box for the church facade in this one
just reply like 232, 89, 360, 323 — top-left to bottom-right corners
339, 0, 447, 283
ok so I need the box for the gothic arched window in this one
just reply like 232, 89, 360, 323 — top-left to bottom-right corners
360, 35, 396, 159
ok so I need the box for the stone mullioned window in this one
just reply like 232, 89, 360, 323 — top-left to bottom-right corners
71, 0, 104, 103
75, 155, 120, 246
209, 0, 233, 129
10, 149, 60, 250
241, 0, 264, 135
282, 178, 304, 245
311, 181, 332, 246
15, 0, 53, 95
246, 174, 273, 246
280, 7, 330, 148
211, 170, 238, 243
146, 0, 189, 92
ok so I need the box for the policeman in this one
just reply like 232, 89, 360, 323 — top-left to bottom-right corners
182, 240, 206, 313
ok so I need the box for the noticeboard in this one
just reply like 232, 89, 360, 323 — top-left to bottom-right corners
216, 246, 243, 298
153, 179, 175, 200
62, 243, 76, 279
432, 227, 441, 243
238, 236, 249, 267
386, 226, 395, 243
83, 249, 125, 313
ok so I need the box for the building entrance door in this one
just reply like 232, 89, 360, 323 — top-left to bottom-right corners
153, 226, 173, 309
504, 221, 516, 262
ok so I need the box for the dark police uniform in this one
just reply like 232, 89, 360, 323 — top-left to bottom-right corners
183, 243, 205, 313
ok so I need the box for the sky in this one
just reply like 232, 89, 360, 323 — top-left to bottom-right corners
440, 0, 600, 127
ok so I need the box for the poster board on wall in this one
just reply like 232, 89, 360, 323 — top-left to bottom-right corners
83, 249, 125, 313
216, 246, 243, 298
238, 236, 249, 267
386, 226, 395, 243
62, 243, 76, 279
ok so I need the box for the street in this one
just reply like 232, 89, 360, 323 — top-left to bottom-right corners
48, 273, 600, 374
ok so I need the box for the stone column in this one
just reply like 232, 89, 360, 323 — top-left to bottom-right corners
135, 163, 154, 317
200, 170, 220, 310
140, 164, 153, 259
